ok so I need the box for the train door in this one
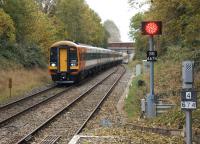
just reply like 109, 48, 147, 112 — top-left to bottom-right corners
59, 48, 67, 72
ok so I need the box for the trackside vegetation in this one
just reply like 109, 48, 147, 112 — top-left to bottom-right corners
125, 56, 200, 131
126, 0, 200, 136
0, 68, 51, 104
125, 75, 146, 119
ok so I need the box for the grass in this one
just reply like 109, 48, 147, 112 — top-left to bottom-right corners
127, 59, 141, 69
0, 68, 51, 104
125, 72, 146, 120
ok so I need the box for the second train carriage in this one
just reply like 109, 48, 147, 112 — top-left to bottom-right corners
48, 41, 123, 83
122, 52, 129, 64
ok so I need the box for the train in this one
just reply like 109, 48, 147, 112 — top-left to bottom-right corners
122, 53, 129, 64
48, 41, 123, 83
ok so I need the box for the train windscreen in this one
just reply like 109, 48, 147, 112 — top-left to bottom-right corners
69, 48, 78, 66
50, 48, 57, 66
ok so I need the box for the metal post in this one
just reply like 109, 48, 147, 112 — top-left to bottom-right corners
186, 110, 192, 144
147, 36, 155, 117
10, 88, 11, 97
182, 61, 194, 144
149, 36, 154, 96
9, 78, 12, 97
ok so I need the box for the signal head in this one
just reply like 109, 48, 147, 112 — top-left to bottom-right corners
141, 21, 162, 35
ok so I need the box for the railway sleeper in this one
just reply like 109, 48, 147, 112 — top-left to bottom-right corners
40, 135, 61, 144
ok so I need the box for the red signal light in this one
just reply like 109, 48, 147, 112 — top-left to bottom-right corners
141, 21, 162, 35
145, 22, 159, 35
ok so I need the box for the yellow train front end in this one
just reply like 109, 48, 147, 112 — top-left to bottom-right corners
48, 41, 80, 83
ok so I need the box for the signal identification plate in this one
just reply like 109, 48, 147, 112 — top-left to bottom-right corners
181, 101, 196, 109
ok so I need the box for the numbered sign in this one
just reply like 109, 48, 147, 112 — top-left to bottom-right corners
186, 92, 192, 99
181, 101, 196, 109
147, 51, 157, 62
181, 89, 197, 110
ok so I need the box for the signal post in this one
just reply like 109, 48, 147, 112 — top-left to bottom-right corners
141, 21, 162, 117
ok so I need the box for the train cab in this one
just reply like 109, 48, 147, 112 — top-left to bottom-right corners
49, 41, 79, 83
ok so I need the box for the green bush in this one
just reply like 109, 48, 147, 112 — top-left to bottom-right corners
0, 42, 47, 68
162, 46, 194, 62
0, 8, 16, 43
18, 43, 47, 68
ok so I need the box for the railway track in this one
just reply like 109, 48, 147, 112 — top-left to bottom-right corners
0, 85, 73, 126
0, 67, 118, 144
15, 65, 125, 144
0, 84, 56, 109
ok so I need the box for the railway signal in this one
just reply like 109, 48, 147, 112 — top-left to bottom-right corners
141, 21, 162, 118
141, 21, 162, 35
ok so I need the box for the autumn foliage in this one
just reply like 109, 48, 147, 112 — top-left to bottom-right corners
0, 0, 109, 68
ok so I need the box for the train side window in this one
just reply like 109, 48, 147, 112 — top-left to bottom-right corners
86, 53, 88, 60
50, 48, 57, 63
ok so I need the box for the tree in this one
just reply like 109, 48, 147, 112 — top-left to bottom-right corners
129, 13, 148, 59
2, 0, 38, 43
2, 0, 59, 54
104, 20, 121, 42
55, 0, 108, 47
129, 0, 200, 50
0, 8, 15, 43
35, 0, 56, 15
81, 8, 108, 46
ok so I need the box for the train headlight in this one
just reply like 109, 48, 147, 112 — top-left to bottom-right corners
70, 60, 77, 66
51, 63, 56, 67
71, 63, 76, 66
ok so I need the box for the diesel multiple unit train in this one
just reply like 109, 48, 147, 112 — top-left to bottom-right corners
48, 41, 123, 83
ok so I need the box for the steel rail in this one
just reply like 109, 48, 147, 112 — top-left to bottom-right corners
15, 67, 119, 144
0, 85, 73, 127
0, 84, 57, 109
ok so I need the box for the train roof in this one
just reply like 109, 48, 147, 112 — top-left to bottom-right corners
50, 41, 120, 54
51, 41, 78, 48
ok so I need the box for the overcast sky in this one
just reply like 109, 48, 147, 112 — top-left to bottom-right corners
85, 0, 149, 42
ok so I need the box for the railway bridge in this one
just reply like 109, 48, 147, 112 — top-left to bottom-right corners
108, 42, 135, 61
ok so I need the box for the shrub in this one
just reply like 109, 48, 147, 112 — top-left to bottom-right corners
18, 43, 47, 68
0, 42, 47, 68
0, 8, 16, 43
